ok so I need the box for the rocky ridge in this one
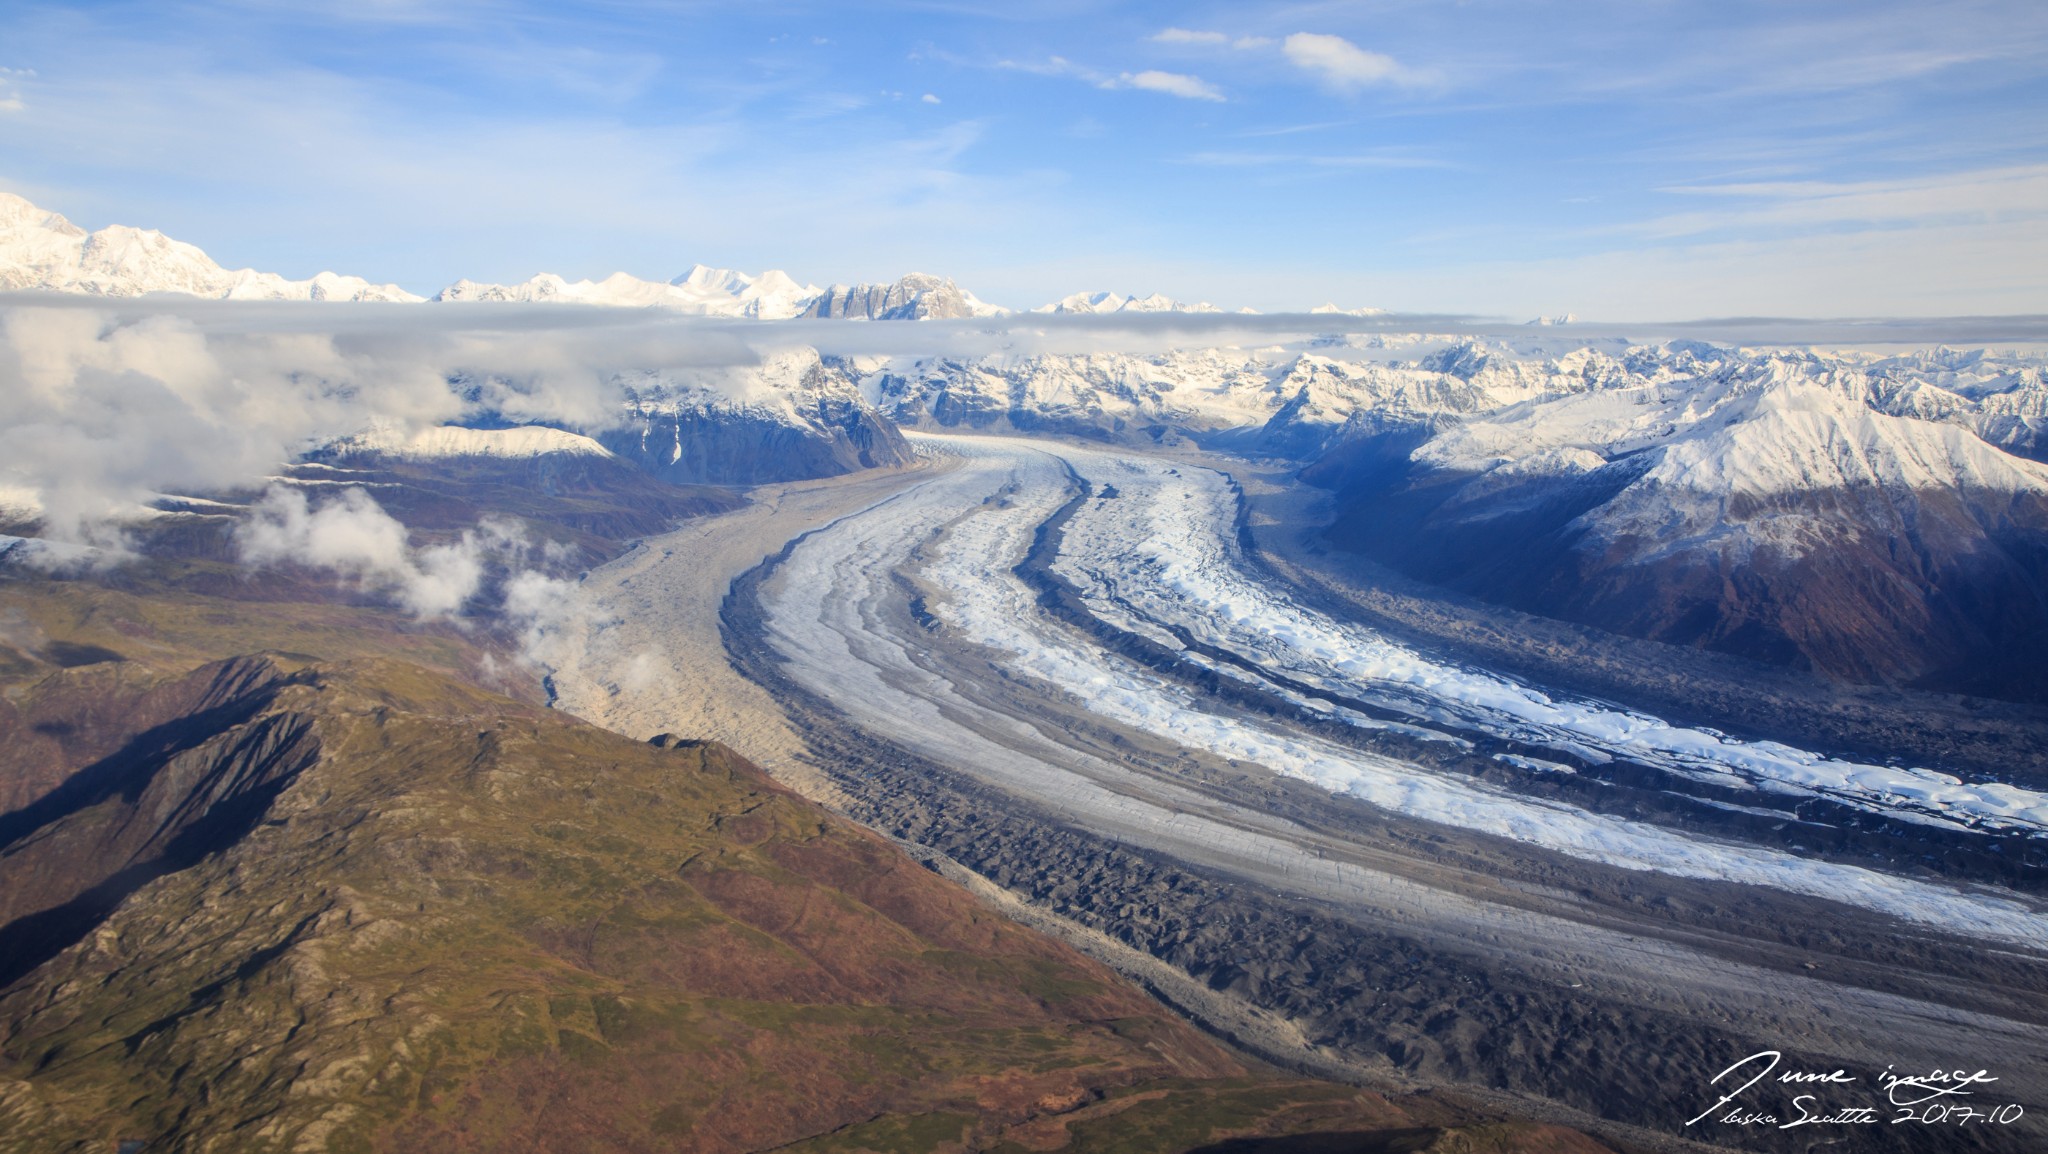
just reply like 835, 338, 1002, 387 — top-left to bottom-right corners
601, 349, 916, 484
799, 272, 1008, 320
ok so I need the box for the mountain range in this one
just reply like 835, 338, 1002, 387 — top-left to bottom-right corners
0, 193, 420, 302
0, 192, 1321, 317
7, 186, 2047, 700
418, 337, 2048, 697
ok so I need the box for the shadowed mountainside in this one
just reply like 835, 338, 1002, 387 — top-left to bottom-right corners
1306, 402, 2048, 703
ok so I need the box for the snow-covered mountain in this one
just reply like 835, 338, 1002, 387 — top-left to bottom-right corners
305, 350, 913, 488
323, 424, 616, 461
1033, 290, 1223, 315
799, 273, 1007, 320
1304, 344, 2048, 697
600, 349, 913, 482
436, 265, 821, 319
0, 193, 421, 302
439, 268, 1007, 321
851, 334, 2048, 696
859, 338, 1636, 451
4, 192, 1430, 317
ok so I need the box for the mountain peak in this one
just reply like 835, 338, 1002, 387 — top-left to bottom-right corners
440, 263, 822, 317
1035, 290, 1223, 315
0, 192, 421, 302
802, 273, 1008, 320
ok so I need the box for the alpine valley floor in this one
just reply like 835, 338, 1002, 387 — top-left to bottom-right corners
547, 433, 2048, 1154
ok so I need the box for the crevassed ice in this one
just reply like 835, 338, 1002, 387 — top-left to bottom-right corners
803, 434, 2048, 944
1047, 447, 2048, 837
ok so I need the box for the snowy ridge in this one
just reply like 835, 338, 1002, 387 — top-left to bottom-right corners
1034, 290, 1223, 315
801, 273, 1008, 320
1410, 356, 2048, 561
0, 483, 42, 523
325, 424, 615, 460
436, 264, 821, 319
864, 338, 2048, 466
1416, 367, 2048, 496
0, 193, 420, 302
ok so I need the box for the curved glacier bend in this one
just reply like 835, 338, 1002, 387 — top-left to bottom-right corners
757, 433, 2048, 946
1049, 445, 2048, 838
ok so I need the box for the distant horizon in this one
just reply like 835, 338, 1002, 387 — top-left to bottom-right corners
3, 1, 2044, 320
10, 285, 2048, 352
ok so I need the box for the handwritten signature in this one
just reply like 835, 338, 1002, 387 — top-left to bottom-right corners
1687, 1051, 2025, 1130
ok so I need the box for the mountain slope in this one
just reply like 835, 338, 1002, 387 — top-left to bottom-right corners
0, 193, 420, 302
602, 351, 916, 484
0, 648, 1606, 1154
1318, 369, 2048, 698
800, 273, 1007, 320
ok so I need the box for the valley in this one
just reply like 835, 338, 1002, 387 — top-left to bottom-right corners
5, 3, 2046, 1145
548, 432, 2048, 1152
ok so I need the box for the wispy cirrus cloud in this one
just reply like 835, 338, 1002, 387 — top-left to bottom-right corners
993, 54, 1096, 79
0, 66, 31, 115
1144, 27, 1426, 94
1113, 70, 1224, 102
1182, 149, 1449, 170
997, 54, 1223, 102
1634, 164, 2048, 239
1150, 28, 1273, 50
1152, 28, 1228, 46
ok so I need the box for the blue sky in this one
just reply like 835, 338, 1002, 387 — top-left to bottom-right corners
2, 0, 2044, 319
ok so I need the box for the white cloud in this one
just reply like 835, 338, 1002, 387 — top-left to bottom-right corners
1006, 55, 1223, 103
921, 92, 941, 104
1151, 28, 1272, 51
1113, 70, 1225, 102
1152, 28, 1229, 46
502, 567, 581, 666
0, 301, 779, 546
996, 55, 1095, 79
1282, 33, 1415, 90
239, 485, 508, 618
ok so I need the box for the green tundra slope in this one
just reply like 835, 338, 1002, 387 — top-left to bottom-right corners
0, 611, 1612, 1154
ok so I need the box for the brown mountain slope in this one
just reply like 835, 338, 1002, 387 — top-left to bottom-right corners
0, 646, 1614, 1154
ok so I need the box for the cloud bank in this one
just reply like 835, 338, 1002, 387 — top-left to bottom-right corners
6, 295, 2045, 557
236, 481, 582, 667
239, 485, 522, 618
0, 299, 766, 544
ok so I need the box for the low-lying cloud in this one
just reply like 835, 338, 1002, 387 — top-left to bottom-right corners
0, 298, 767, 545
239, 485, 522, 618
8, 294, 2044, 557
238, 483, 581, 667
